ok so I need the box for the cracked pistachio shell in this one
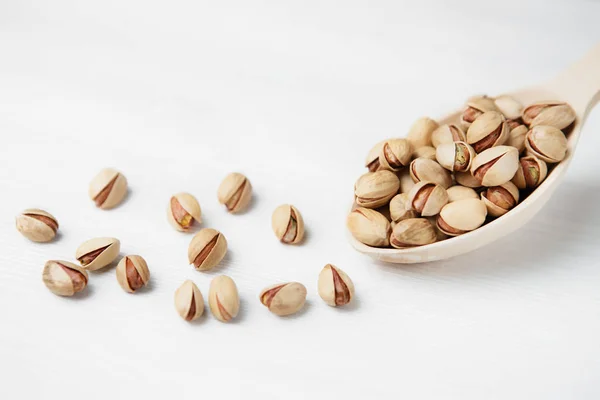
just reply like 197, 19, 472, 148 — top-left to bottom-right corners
494, 95, 523, 121
318, 264, 354, 307
365, 140, 386, 171
525, 125, 568, 163
512, 156, 548, 190
217, 172, 252, 213
174, 280, 204, 321
43, 260, 88, 297
460, 96, 498, 129
426, 216, 449, 241
454, 171, 482, 188
88, 168, 128, 210
389, 193, 418, 223
413, 146, 437, 161
260, 282, 307, 316
481, 181, 520, 217
471, 146, 519, 187
272, 204, 304, 244
437, 199, 487, 236
15, 208, 58, 242
407, 117, 439, 149
188, 228, 227, 271
116, 255, 150, 293
446, 186, 479, 203
431, 124, 466, 148
347, 207, 390, 247
409, 158, 452, 189
208, 275, 239, 322
167, 193, 202, 232
407, 181, 448, 217
354, 170, 399, 209
378, 139, 412, 171
466, 111, 509, 153
507, 123, 528, 153
399, 169, 415, 193
390, 218, 437, 248
522, 101, 576, 130
75, 237, 120, 271
435, 141, 476, 172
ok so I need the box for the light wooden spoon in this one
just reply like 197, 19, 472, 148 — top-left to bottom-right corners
349, 44, 600, 264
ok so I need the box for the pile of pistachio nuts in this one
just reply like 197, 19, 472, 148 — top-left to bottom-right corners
16, 171, 356, 323
348, 97, 576, 248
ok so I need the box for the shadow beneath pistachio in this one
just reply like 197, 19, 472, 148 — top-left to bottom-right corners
89, 256, 121, 276
70, 284, 94, 300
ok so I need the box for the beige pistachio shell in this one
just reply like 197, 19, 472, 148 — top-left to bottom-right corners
446, 186, 479, 202
347, 207, 391, 247
15, 209, 58, 242
426, 216, 449, 241
365, 140, 386, 171
217, 172, 252, 213
88, 168, 128, 210
389, 193, 418, 223
494, 95, 523, 121
407, 181, 448, 217
460, 96, 498, 128
272, 204, 305, 244
431, 124, 466, 148
454, 171, 482, 188
413, 146, 437, 161
399, 169, 416, 193
471, 145, 519, 187
390, 218, 436, 248
116, 255, 150, 293
75, 237, 120, 271
437, 199, 487, 236
512, 156, 548, 190
481, 181, 520, 217
317, 264, 354, 307
174, 280, 204, 321
260, 282, 307, 316
409, 158, 452, 189
525, 125, 568, 163
466, 111, 509, 153
522, 101, 576, 130
354, 170, 400, 209
43, 260, 88, 296
378, 139, 412, 171
188, 228, 227, 271
407, 117, 438, 149
208, 275, 240, 322
167, 193, 202, 232
435, 141, 475, 172
507, 124, 528, 153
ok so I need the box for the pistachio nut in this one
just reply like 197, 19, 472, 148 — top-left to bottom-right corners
454, 171, 482, 188
435, 141, 476, 172
88, 168, 128, 210
188, 228, 227, 271
259, 282, 307, 316
317, 264, 354, 307
272, 204, 305, 244
15, 209, 58, 242
409, 158, 452, 189
460, 96, 498, 129
43, 260, 88, 297
437, 198, 487, 236
431, 124, 466, 148
346, 207, 391, 247
480, 181, 520, 217
522, 101, 576, 130
354, 170, 400, 209
365, 140, 386, 172
471, 145, 519, 187
116, 255, 150, 293
174, 280, 204, 322
217, 172, 252, 213
426, 216, 449, 241
407, 117, 438, 149
407, 181, 448, 217
378, 139, 412, 171
466, 111, 509, 153
389, 218, 437, 248
525, 125, 568, 163
413, 146, 437, 161
512, 156, 548, 190
167, 193, 202, 232
507, 123, 528, 153
399, 169, 415, 193
208, 275, 240, 322
389, 193, 418, 223
494, 95, 523, 121
446, 185, 479, 203
76, 237, 120, 271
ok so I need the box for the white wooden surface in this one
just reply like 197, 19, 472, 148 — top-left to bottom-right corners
1, 1, 600, 399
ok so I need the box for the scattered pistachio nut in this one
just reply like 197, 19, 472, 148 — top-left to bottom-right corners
437, 199, 487, 236
390, 218, 437, 248
174, 280, 204, 321
88, 168, 128, 210
407, 181, 448, 217
446, 186, 479, 202
318, 264, 354, 307
167, 193, 201, 232
431, 124, 466, 148
116, 255, 150, 293
494, 95, 523, 121
188, 228, 227, 271
76, 237, 120, 271
460, 96, 498, 129
466, 111, 509, 153
407, 117, 438, 149
413, 146, 437, 161
471, 145, 519, 187
507, 123, 528, 153
354, 170, 400, 209
409, 158, 452, 189
454, 171, 482, 188
512, 156, 548, 190
15, 209, 58, 242
43, 260, 88, 296
435, 141, 476, 172
525, 125, 568, 163
259, 282, 307, 316
217, 172, 252, 213
389, 193, 418, 222
208, 275, 240, 322
347, 207, 391, 247
378, 139, 412, 171
481, 181, 520, 217
522, 101, 576, 130
272, 204, 305, 244
365, 140, 386, 172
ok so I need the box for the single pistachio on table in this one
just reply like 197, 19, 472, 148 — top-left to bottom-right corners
318, 264, 354, 307
116, 255, 150, 293
259, 282, 307, 316
389, 218, 437, 248
377, 139, 412, 172
208, 275, 240, 322
460, 96, 498, 129
409, 158, 452, 189
174, 280, 204, 322
407, 117, 439, 149
506, 121, 528, 153
471, 145, 519, 187
431, 124, 466, 148
512, 155, 548, 190
188, 228, 227, 271
272, 204, 305, 244
437, 198, 487, 236
525, 125, 568, 163
346, 207, 391, 247
15, 209, 59, 243
522, 101, 576, 130
217, 172, 252, 213
365, 140, 386, 172
466, 111, 509, 153
454, 171, 482, 188
76, 237, 120, 271
494, 95, 523, 121
413, 146, 437, 161
480, 181, 520, 217
389, 193, 418, 222
88, 168, 128, 210
167, 193, 201, 232
354, 170, 400, 209
446, 185, 479, 202
399, 169, 415, 193
43, 260, 88, 297
407, 181, 448, 217
435, 141, 476, 172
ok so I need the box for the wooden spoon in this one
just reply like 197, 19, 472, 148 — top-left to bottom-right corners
348, 44, 600, 264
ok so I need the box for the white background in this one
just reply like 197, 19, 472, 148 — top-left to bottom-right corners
1, 1, 600, 399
